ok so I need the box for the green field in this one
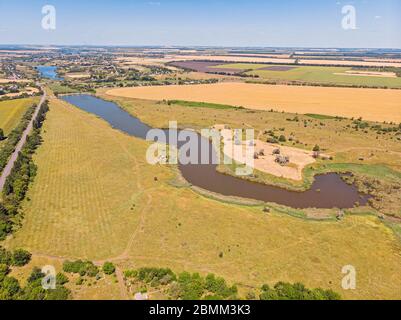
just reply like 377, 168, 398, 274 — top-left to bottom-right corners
214, 63, 401, 88
48, 83, 80, 95
167, 100, 242, 109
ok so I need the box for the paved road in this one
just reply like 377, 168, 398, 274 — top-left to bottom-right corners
0, 90, 46, 192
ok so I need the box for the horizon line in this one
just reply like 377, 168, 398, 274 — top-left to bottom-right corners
1, 44, 401, 50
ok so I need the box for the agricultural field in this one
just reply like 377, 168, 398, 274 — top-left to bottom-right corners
105, 82, 401, 123
210, 63, 401, 88
0, 97, 38, 146
48, 83, 80, 95
3, 94, 401, 299
168, 55, 401, 67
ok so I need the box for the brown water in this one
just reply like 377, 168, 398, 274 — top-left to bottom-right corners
61, 94, 370, 209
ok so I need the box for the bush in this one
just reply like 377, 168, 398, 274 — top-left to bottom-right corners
137, 267, 176, 284
204, 273, 237, 298
123, 269, 138, 278
63, 260, 99, 277
0, 263, 10, 281
176, 272, 204, 300
11, 249, 31, 266
22, 267, 71, 300
102, 262, 116, 275
27, 267, 44, 283
45, 285, 71, 300
279, 135, 287, 142
266, 137, 278, 144
0, 246, 12, 265
56, 272, 69, 285
313, 145, 320, 152
0, 276, 21, 299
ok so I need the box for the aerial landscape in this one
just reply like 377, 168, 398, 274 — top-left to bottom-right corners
0, 0, 400, 305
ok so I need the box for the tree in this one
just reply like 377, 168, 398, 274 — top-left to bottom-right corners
0, 276, 21, 299
0, 263, 10, 281
27, 267, 44, 283
12, 249, 32, 266
279, 135, 286, 142
313, 144, 320, 152
45, 285, 71, 300
0, 128, 5, 141
259, 281, 340, 300
102, 262, 116, 275
63, 260, 99, 277
56, 272, 69, 285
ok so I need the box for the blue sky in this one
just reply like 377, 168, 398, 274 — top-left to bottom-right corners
0, 0, 400, 48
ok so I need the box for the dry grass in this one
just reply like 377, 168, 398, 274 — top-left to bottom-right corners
0, 79, 30, 83
107, 82, 401, 123
5, 97, 165, 259
3, 94, 401, 299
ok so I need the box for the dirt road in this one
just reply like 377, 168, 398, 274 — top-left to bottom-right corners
0, 90, 46, 191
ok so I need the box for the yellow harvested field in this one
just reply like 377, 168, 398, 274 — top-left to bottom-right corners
107, 82, 401, 123
0, 78, 30, 83
65, 73, 91, 79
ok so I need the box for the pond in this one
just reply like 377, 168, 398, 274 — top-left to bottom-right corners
61, 94, 370, 209
36, 65, 63, 81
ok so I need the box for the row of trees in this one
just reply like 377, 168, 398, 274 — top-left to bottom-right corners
259, 282, 341, 300
125, 267, 238, 300
124, 267, 341, 300
0, 104, 36, 173
63, 259, 115, 277
0, 100, 49, 239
